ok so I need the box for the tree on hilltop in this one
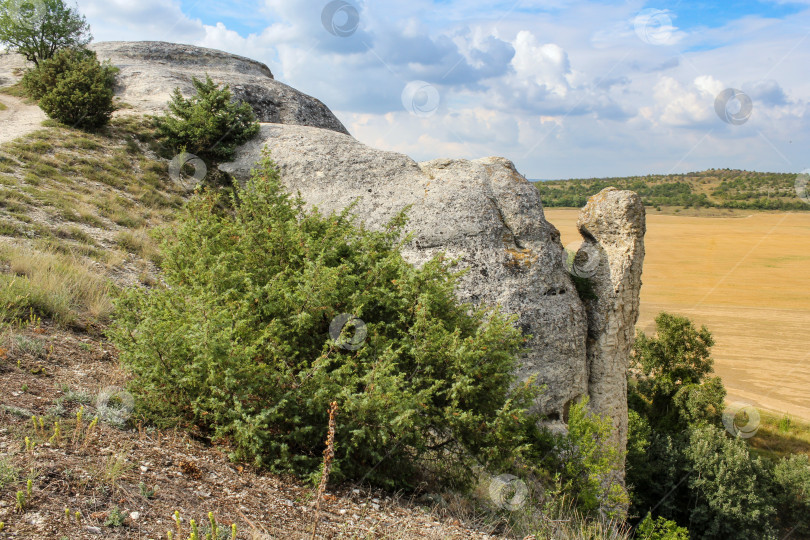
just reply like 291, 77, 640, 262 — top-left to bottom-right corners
0, 0, 91, 66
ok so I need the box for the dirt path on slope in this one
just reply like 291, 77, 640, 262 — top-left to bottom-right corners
0, 94, 46, 144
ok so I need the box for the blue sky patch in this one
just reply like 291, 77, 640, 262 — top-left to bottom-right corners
647, 0, 803, 30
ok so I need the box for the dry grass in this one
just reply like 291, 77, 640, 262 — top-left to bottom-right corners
114, 227, 161, 264
546, 208, 810, 422
0, 115, 187, 327
0, 82, 29, 99
750, 411, 810, 460
0, 244, 114, 327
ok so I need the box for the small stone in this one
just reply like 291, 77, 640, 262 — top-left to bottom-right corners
140, 466, 148, 472
338, 509, 347, 515
85, 526, 102, 534
129, 511, 140, 521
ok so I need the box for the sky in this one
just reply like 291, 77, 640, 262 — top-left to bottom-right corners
75, 0, 810, 179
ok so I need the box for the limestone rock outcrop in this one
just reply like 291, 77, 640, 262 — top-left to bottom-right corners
4, 41, 648, 474
220, 124, 590, 418
88, 42, 349, 135
577, 188, 646, 459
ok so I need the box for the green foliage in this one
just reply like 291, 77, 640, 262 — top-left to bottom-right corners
0, 0, 91, 66
771, 454, 810, 535
153, 75, 259, 162
627, 413, 689, 522
23, 48, 118, 129
104, 506, 126, 527
627, 312, 810, 539
630, 313, 720, 433
684, 424, 775, 538
111, 152, 540, 489
633, 313, 715, 395
544, 398, 628, 519
22, 46, 91, 100
635, 514, 689, 539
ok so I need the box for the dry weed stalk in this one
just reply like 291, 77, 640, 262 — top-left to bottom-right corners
310, 400, 339, 540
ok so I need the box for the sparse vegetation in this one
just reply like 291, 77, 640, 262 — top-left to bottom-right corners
103, 505, 126, 527
0, 118, 184, 329
0, 457, 20, 489
0, 244, 114, 326
752, 411, 810, 460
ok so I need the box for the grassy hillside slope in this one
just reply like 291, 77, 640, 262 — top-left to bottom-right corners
0, 117, 183, 330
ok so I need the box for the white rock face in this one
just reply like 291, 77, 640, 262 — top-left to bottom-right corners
577, 188, 646, 459
0, 51, 28, 86
88, 41, 349, 135
220, 124, 590, 417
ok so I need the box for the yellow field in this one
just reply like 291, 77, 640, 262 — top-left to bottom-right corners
544, 208, 810, 421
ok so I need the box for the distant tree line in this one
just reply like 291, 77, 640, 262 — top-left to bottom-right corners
535, 169, 809, 210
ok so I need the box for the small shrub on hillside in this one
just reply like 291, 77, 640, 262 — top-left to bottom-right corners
544, 398, 629, 519
635, 514, 689, 539
21, 47, 93, 100
152, 75, 259, 162
111, 151, 541, 489
22, 48, 118, 129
